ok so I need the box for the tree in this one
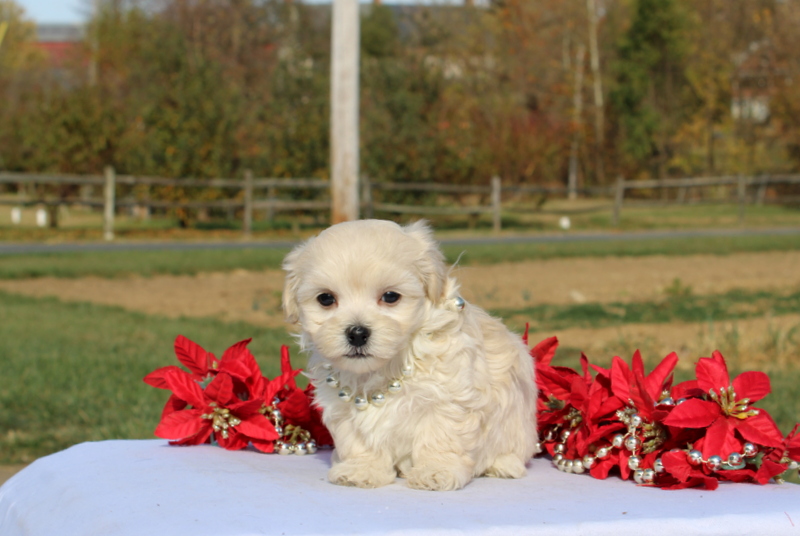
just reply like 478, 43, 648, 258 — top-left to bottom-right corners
611, 0, 694, 178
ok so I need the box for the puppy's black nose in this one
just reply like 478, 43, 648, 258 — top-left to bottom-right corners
345, 325, 371, 347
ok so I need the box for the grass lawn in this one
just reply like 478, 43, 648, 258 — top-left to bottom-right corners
2, 288, 800, 467
1, 232, 800, 279
493, 288, 800, 331
0, 291, 300, 464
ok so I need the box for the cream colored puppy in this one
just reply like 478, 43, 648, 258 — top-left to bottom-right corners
282, 219, 537, 491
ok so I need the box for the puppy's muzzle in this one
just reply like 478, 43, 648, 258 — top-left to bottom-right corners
345, 325, 371, 348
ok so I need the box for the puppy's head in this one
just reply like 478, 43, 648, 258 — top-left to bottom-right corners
282, 219, 446, 374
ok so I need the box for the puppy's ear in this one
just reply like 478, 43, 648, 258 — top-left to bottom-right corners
403, 220, 447, 303
282, 240, 310, 324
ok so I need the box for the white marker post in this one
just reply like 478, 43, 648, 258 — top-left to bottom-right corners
330, 0, 360, 224
10, 207, 21, 225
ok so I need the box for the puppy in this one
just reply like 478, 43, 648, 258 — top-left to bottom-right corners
282, 219, 537, 491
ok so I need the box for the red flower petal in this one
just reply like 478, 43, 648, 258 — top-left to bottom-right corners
160, 394, 188, 420
162, 367, 206, 408
205, 373, 236, 407
735, 411, 785, 449
155, 409, 206, 440
662, 398, 720, 428
646, 352, 678, 400
610, 356, 632, 403
531, 337, 559, 366
144, 365, 185, 389
702, 418, 740, 459
696, 353, 730, 393
174, 335, 216, 375
732, 371, 771, 403
755, 458, 787, 484
661, 450, 692, 482
236, 415, 279, 441
220, 338, 253, 363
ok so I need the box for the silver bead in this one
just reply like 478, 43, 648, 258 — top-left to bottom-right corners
789, 461, 799, 471
370, 392, 386, 407
687, 450, 703, 465
388, 380, 402, 393
612, 434, 625, 449
633, 469, 647, 484
325, 374, 340, 388
322, 363, 333, 371
294, 442, 308, 456
454, 296, 466, 310
572, 459, 585, 474
596, 447, 610, 459
401, 365, 413, 377
654, 458, 664, 473
560, 429, 571, 441
274, 425, 283, 436
676, 398, 687, 405
553, 443, 565, 454
272, 396, 281, 406
582, 455, 596, 469
630, 414, 643, 428
707, 455, 722, 472
545, 430, 555, 441
658, 397, 675, 406
743, 443, 758, 458
535, 442, 543, 453
271, 409, 283, 423
628, 455, 641, 470
276, 441, 292, 455
552, 453, 564, 464
306, 440, 318, 454
642, 468, 655, 484
338, 386, 353, 402
727, 452, 743, 467
354, 396, 368, 410
564, 460, 574, 473
624, 436, 640, 452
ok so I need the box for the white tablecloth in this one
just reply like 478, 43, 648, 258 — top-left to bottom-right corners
2, 440, 799, 536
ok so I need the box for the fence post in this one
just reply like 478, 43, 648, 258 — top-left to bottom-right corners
103, 166, 115, 241
243, 170, 253, 237
361, 176, 373, 219
737, 174, 746, 225
612, 175, 625, 227
756, 176, 768, 206
267, 184, 276, 222
491, 175, 502, 233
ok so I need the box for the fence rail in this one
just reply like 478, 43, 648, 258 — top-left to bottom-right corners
1, 169, 799, 239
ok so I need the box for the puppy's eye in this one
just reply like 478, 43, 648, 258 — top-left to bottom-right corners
381, 291, 401, 304
317, 293, 336, 307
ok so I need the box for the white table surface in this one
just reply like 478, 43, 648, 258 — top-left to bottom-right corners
2, 439, 799, 536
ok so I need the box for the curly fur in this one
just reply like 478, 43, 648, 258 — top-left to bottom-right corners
282, 219, 538, 491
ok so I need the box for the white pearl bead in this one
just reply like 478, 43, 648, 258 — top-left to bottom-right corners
354, 396, 368, 410
338, 386, 353, 402
371, 392, 386, 407
388, 380, 402, 393
325, 374, 339, 388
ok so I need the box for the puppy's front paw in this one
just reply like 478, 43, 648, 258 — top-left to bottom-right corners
485, 453, 527, 479
406, 465, 472, 491
328, 460, 396, 489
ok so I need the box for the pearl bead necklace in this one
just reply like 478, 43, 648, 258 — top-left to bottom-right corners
316, 295, 465, 410
321, 362, 413, 410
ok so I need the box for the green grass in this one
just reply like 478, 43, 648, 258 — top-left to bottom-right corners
494, 288, 800, 332
0, 291, 299, 464
2, 289, 800, 473
1, 233, 798, 280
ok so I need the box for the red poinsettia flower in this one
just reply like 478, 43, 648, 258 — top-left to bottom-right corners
663, 351, 783, 459
153, 367, 279, 451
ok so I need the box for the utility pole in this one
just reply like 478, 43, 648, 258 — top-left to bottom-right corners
330, 0, 360, 223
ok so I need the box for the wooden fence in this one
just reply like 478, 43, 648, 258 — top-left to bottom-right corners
1, 169, 799, 239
